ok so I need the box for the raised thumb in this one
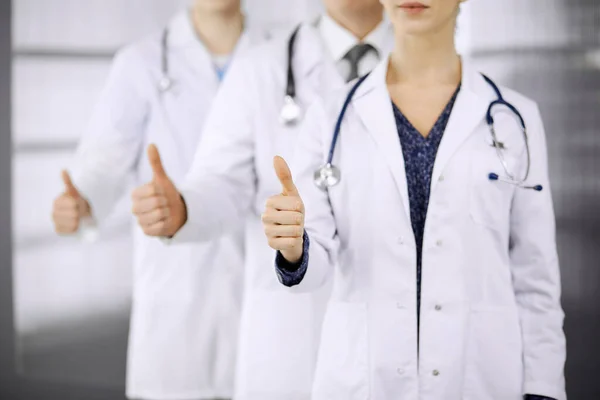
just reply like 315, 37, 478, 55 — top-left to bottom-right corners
61, 170, 79, 198
147, 144, 167, 180
273, 156, 298, 196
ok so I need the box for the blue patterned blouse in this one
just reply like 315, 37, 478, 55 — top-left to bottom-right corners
392, 87, 459, 329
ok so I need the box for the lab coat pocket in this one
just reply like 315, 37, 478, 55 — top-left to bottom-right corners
463, 306, 523, 400
469, 136, 517, 234
312, 301, 369, 400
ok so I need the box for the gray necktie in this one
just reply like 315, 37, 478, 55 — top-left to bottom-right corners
342, 43, 378, 82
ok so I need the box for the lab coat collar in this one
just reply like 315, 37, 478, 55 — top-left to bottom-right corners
430, 59, 490, 193
168, 10, 197, 47
166, 9, 259, 80
351, 56, 490, 220
353, 54, 486, 100
168, 8, 257, 48
165, 10, 218, 80
294, 22, 328, 80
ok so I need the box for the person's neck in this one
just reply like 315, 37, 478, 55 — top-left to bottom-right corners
388, 22, 461, 87
326, 6, 383, 40
191, 6, 244, 55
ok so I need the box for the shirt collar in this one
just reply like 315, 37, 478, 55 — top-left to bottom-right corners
318, 13, 389, 63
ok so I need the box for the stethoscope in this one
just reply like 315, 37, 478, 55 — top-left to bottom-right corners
481, 74, 542, 192
313, 73, 543, 192
279, 25, 303, 126
158, 28, 174, 93
157, 27, 229, 93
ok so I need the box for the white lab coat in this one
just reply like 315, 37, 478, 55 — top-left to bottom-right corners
172, 22, 395, 400
288, 58, 567, 400
70, 11, 268, 400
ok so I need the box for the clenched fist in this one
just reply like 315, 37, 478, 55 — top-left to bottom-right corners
262, 156, 305, 263
131, 144, 186, 237
52, 170, 92, 234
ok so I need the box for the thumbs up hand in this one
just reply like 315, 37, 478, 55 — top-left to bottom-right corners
131, 144, 186, 237
52, 170, 92, 234
262, 156, 305, 263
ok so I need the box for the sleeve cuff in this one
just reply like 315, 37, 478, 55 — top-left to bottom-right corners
274, 231, 310, 287
164, 193, 197, 244
77, 216, 99, 243
523, 381, 566, 400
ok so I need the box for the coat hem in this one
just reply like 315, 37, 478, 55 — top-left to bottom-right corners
523, 381, 567, 400
126, 389, 233, 400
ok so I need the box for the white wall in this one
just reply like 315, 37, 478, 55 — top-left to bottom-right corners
13, 0, 187, 51
466, 0, 587, 52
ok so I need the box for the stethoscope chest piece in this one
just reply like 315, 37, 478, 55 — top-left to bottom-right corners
312, 73, 370, 191
314, 163, 341, 191
280, 95, 302, 126
158, 76, 173, 93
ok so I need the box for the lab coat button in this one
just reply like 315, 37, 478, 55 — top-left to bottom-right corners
433, 369, 440, 376
435, 304, 442, 311
439, 174, 445, 182
436, 240, 443, 247
397, 368, 405, 375
397, 236, 404, 245
396, 302, 403, 309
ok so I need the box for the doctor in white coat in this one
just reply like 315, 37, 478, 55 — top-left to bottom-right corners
129, 1, 394, 399
263, 0, 567, 399
50, 1, 268, 399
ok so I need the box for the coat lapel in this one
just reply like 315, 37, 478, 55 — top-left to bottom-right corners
350, 58, 494, 222
295, 22, 346, 98
168, 10, 216, 82
352, 59, 412, 222
429, 61, 490, 193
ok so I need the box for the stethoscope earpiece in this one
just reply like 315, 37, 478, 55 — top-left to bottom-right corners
488, 172, 543, 191
488, 172, 500, 181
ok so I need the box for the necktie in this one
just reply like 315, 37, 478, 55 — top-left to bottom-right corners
342, 43, 378, 82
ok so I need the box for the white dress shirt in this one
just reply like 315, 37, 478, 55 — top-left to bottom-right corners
318, 13, 390, 81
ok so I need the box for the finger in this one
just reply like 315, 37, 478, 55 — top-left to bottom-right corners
54, 220, 79, 234
267, 237, 303, 251
61, 170, 80, 198
52, 209, 81, 220
147, 144, 167, 181
273, 156, 299, 196
265, 195, 303, 212
136, 207, 171, 226
54, 195, 79, 211
132, 196, 168, 215
141, 219, 168, 237
264, 224, 304, 238
131, 182, 163, 200
261, 210, 303, 225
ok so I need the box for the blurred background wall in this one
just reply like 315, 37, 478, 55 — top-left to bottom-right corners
2, 0, 600, 399
467, 1, 600, 398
